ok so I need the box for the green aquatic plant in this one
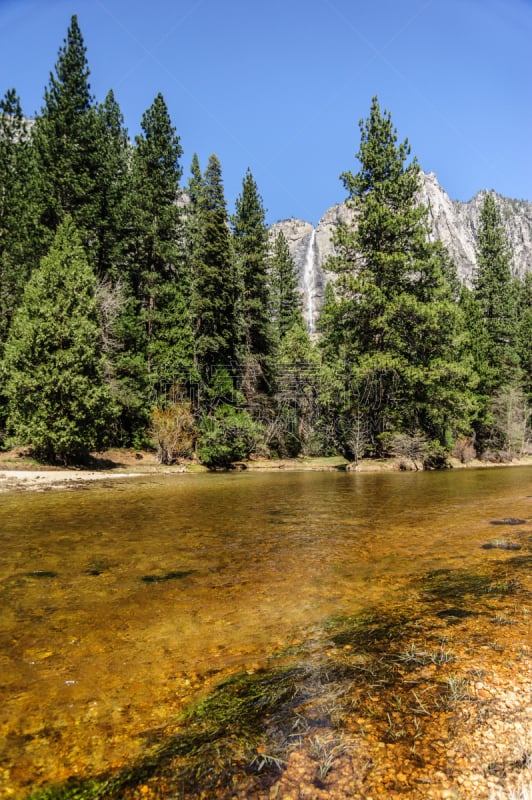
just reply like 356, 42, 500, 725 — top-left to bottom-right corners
442, 675, 471, 704
309, 733, 352, 781
420, 569, 495, 600
489, 577, 523, 594
503, 555, 532, 570
398, 641, 455, 666
326, 609, 414, 650
26, 778, 108, 800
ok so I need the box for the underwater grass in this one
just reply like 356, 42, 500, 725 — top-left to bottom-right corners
421, 568, 497, 600
26, 666, 309, 800
324, 609, 416, 650
24, 605, 477, 798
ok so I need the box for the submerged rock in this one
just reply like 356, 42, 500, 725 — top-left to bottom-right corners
141, 570, 195, 584
481, 541, 522, 551
26, 570, 58, 578
435, 608, 475, 620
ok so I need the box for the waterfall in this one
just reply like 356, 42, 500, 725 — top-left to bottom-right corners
303, 229, 317, 334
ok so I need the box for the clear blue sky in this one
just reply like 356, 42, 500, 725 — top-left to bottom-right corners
1, 0, 530, 225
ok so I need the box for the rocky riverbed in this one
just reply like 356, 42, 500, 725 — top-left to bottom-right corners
23, 536, 531, 800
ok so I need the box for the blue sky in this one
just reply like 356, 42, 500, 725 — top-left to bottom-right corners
1, 0, 530, 225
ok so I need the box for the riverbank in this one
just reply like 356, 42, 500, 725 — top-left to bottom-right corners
1, 448, 532, 492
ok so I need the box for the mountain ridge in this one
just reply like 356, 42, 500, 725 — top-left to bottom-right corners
270, 172, 532, 331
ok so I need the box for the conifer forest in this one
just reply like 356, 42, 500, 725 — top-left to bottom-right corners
1, 16, 531, 467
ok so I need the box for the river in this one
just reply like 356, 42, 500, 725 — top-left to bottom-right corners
0, 467, 530, 797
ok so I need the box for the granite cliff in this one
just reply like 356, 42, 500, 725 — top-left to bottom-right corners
270, 172, 532, 332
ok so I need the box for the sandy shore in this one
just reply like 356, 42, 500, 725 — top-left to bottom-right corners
0, 451, 531, 493
0, 468, 143, 492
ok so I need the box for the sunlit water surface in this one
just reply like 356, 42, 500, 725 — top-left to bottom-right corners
1, 467, 531, 796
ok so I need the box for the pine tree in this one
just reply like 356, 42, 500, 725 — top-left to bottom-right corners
323, 97, 476, 456
187, 152, 204, 207
0, 90, 38, 343
125, 92, 190, 374
459, 285, 491, 393
269, 230, 303, 340
266, 230, 310, 455
113, 93, 192, 440
274, 319, 321, 456
32, 15, 103, 260
0, 89, 40, 433
179, 154, 207, 410
183, 153, 205, 302
516, 272, 532, 400
474, 193, 520, 391
94, 89, 129, 282
2, 217, 116, 462
190, 154, 239, 387
232, 168, 275, 392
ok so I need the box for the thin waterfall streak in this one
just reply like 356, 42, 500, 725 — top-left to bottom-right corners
304, 229, 316, 334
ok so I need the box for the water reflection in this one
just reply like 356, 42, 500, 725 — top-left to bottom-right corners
0, 467, 530, 795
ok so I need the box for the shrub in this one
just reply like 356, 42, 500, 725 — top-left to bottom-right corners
197, 405, 263, 468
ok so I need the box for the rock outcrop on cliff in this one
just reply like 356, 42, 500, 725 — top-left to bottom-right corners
270, 172, 532, 332
420, 172, 532, 285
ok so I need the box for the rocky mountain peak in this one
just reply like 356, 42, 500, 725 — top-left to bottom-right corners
270, 172, 532, 332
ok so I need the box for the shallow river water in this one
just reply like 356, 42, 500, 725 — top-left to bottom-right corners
0, 466, 531, 797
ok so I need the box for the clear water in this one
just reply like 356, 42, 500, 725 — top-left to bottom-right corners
0, 467, 530, 796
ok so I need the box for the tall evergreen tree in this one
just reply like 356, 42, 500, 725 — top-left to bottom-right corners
516, 272, 532, 400
115, 93, 192, 438
274, 318, 321, 456
183, 153, 205, 294
94, 89, 129, 282
191, 154, 238, 387
126, 92, 190, 370
269, 230, 303, 340
473, 193, 520, 391
187, 152, 204, 207
0, 89, 40, 434
459, 284, 491, 393
322, 97, 476, 456
2, 217, 116, 462
232, 168, 275, 391
0, 90, 38, 344
32, 15, 103, 261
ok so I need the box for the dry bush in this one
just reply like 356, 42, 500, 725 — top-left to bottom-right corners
452, 436, 477, 464
150, 402, 197, 464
